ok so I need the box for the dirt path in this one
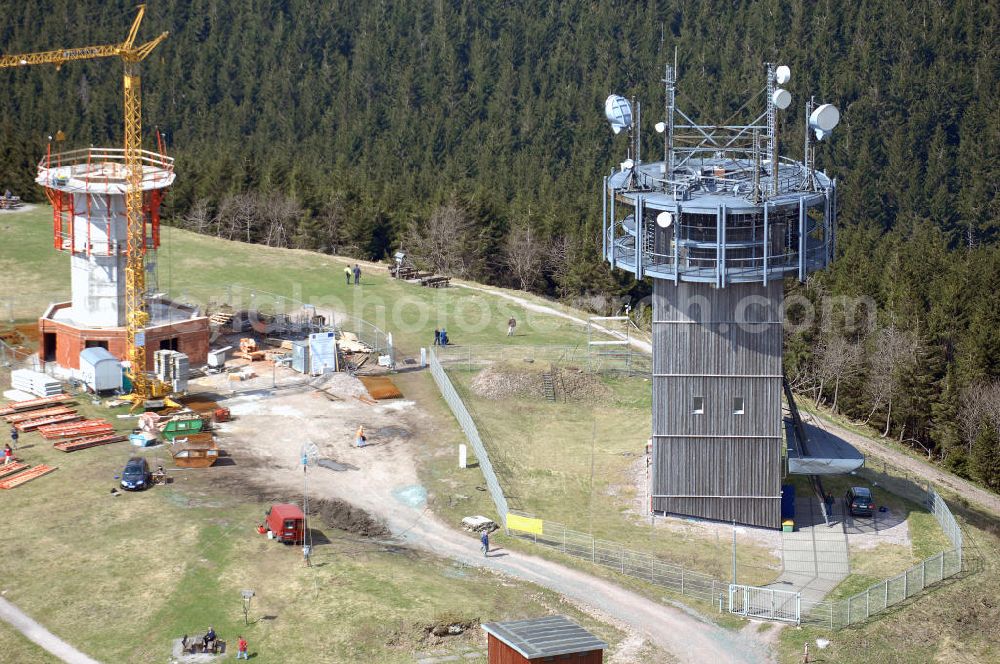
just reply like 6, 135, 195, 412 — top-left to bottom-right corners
455, 283, 653, 354
207, 378, 775, 664
0, 597, 101, 664
800, 409, 1000, 518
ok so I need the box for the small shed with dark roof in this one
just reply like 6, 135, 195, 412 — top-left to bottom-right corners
482, 615, 607, 664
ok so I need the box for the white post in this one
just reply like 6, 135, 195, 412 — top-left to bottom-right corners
458, 443, 467, 469
420, 347, 427, 367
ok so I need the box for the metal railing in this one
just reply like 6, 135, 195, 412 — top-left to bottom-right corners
803, 484, 963, 629
509, 515, 728, 607
428, 347, 509, 527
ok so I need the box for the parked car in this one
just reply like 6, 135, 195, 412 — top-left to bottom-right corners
120, 456, 151, 491
845, 486, 875, 517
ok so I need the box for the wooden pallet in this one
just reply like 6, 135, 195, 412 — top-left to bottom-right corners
5, 406, 76, 423
0, 461, 28, 478
16, 413, 82, 432
54, 433, 127, 452
0, 464, 57, 489
0, 394, 73, 416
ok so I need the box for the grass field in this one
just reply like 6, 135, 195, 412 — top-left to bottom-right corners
0, 206, 591, 354
426, 362, 781, 586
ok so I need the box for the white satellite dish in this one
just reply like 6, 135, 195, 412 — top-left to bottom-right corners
809, 103, 840, 140
775, 65, 791, 85
656, 211, 674, 229
620, 158, 635, 170
604, 95, 633, 135
654, 121, 666, 134
771, 88, 791, 110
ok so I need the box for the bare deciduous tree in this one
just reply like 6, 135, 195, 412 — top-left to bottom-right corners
863, 324, 917, 436
504, 222, 545, 291
814, 334, 864, 412
404, 202, 476, 277
959, 380, 1000, 455
181, 198, 212, 234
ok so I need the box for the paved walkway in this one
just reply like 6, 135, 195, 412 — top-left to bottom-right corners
765, 497, 850, 612
0, 597, 101, 664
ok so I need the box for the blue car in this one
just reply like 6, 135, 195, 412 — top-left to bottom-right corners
120, 457, 151, 491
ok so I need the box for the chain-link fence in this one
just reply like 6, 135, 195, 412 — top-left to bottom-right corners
428, 347, 509, 527
195, 285, 391, 357
508, 515, 729, 608
803, 484, 963, 629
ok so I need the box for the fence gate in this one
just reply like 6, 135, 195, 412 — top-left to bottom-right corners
729, 584, 800, 624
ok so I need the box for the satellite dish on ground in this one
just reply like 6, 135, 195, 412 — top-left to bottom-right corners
604, 95, 633, 135
809, 104, 840, 140
775, 65, 791, 84
656, 211, 674, 229
771, 88, 791, 110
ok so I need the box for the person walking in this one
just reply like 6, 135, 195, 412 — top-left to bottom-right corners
355, 424, 366, 448
3, 443, 13, 467
353, 263, 361, 285
344, 265, 352, 285
433, 328, 441, 346
236, 636, 249, 660
10, 425, 18, 449
480, 530, 490, 557
507, 316, 517, 337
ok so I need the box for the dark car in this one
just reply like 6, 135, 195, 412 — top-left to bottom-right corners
120, 456, 151, 491
845, 486, 875, 517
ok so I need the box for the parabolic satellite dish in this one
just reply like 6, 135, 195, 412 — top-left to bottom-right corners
604, 95, 633, 135
656, 211, 674, 229
809, 103, 840, 140
771, 88, 791, 110
775, 65, 791, 84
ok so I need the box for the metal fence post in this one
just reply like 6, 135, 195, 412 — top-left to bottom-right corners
940, 551, 945, 580
884, 579, 888, 609
681, 568, 685, 596
921, 560, 925, 591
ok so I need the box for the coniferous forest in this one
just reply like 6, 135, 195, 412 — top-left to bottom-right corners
0, 1, 998, 485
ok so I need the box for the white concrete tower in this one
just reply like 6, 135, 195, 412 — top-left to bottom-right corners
36, 147, 175, 328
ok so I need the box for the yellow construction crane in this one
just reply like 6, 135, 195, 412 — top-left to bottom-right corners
0, 5, 169, 409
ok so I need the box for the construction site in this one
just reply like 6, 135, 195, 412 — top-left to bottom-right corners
0, 6, 994, 664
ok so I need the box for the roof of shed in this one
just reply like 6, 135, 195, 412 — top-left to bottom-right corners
482, 615, 607, 659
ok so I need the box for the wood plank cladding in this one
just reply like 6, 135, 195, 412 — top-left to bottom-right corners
650, 280, 784, 528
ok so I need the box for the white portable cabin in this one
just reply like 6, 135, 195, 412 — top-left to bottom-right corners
79, 347, 122, 394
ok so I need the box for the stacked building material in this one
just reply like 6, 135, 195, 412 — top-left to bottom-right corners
10, 369, 62, 397
15, 412, 82, 431
38, 419, 114, 439
0, 464, 57, 489
53, 433, 127, 452
0, 461, 28, 478
0, 394, 73, 416
4, 406, 76, 423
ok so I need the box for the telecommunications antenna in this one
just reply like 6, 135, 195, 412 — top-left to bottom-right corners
604, 94, 633, 134
775, 65, 791, 84
656, 211, 674, 228
809, 104, 840, 140
771, 88, 791, 110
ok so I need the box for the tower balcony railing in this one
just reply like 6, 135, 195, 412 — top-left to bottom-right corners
36, 146, 175, 192
606, 232, 831, 285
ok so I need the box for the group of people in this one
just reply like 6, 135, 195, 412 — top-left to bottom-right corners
432, 328, 450, 346
181, 628, 248, 658
343, 263, 362, 285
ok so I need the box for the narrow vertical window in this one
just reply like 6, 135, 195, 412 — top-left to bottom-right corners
733, 397, 745, 415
